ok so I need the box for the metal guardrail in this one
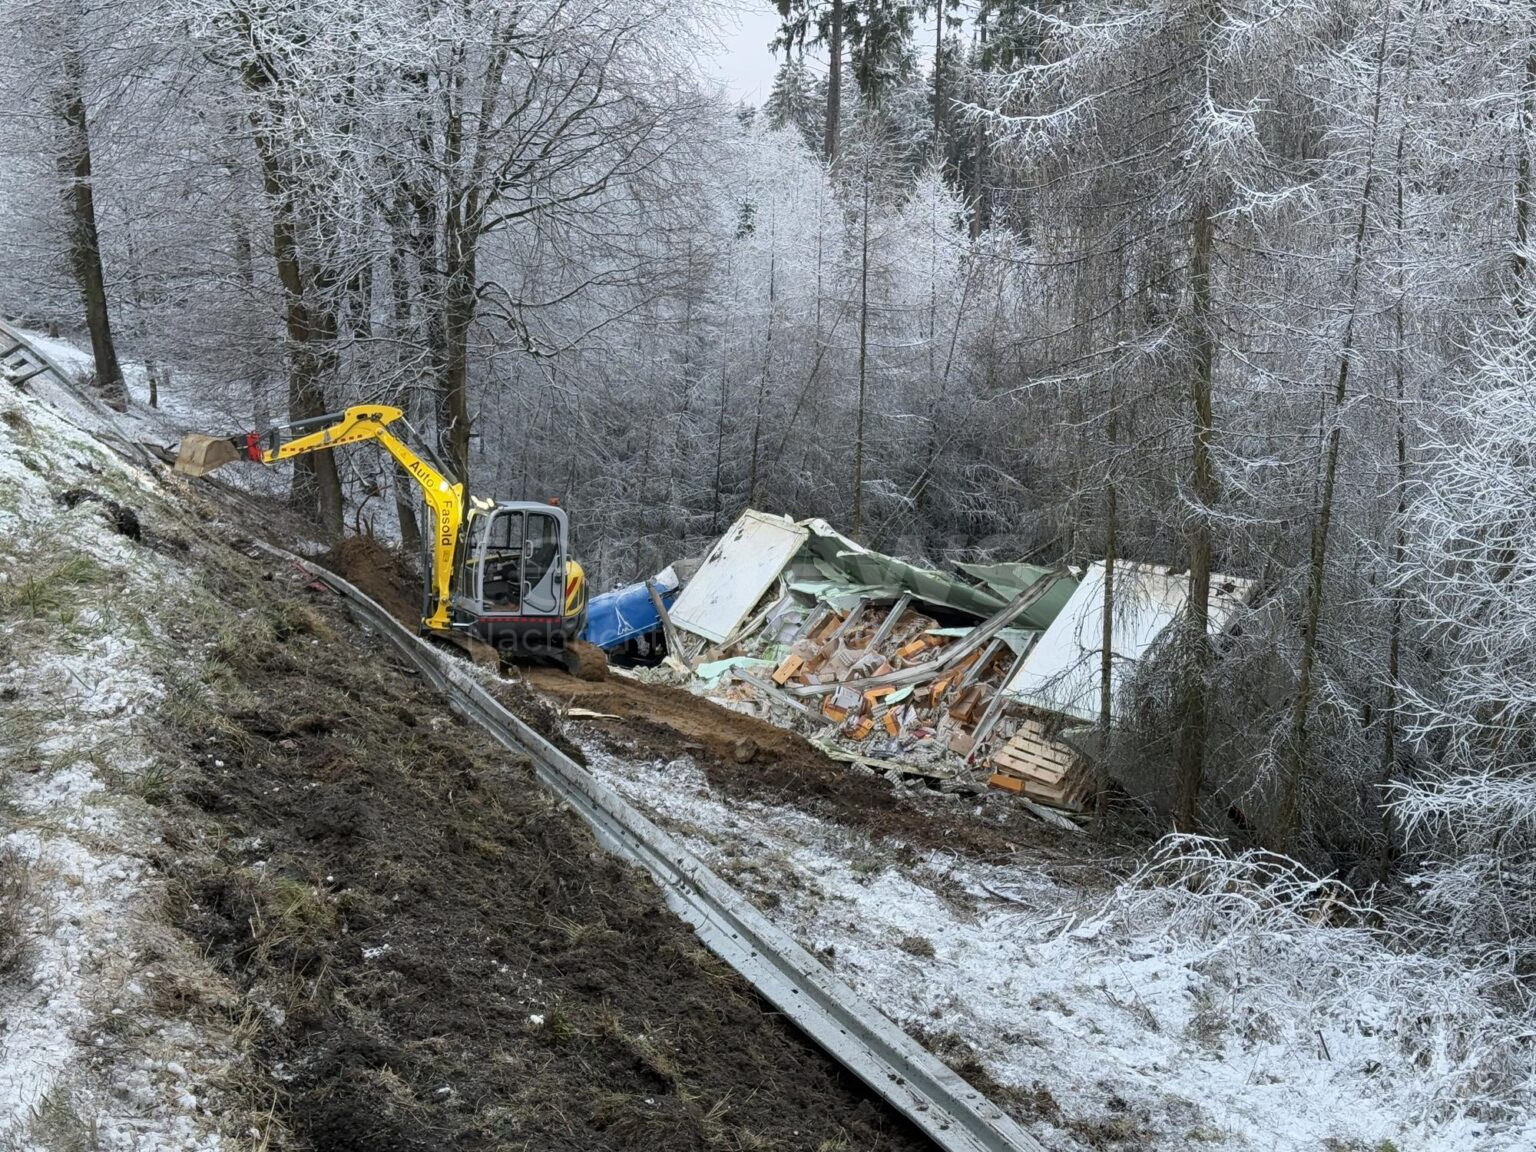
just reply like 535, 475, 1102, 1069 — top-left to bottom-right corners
0, 316, 97, 396
0, 317, 163, 470
253, 540, 1045, 1152
0, 316, 64, 388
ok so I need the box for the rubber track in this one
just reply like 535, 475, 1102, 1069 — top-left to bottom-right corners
258, 543, 1045, 1152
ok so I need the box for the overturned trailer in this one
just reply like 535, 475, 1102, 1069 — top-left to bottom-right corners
641, 511, 1256, 820
658, 512, 1082, 791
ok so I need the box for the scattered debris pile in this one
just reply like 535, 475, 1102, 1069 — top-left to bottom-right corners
624, 512, 1255, 819
642, 511, 1079, 805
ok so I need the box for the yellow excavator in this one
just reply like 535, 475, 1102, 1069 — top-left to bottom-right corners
175, 404, 598, 674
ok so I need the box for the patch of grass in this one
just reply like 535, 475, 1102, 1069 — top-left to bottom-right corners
106, 759, 179, 806
1185, 985, 1227, 1051
263, 875, 340, 943
0, 846, 35, 977
0, 705, 51, 773
1065, 1093, 1157, 1150
549, 913, 605, 948
268, 598, 332, 643
595, 1011, 683, 1086
158, 668, 251, 748
0, 407, 33, 438
897, 934, 936, 959
467, 836, 507, 861
530, 1004, 578, 1046
23, 1086, 99, 1152
589, 1087, 735, 1150
0, 554, 111, 622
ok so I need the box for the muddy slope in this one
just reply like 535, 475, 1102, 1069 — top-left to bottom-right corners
165, 548, 927, 1152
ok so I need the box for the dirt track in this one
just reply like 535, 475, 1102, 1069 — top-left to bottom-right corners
163, 545, 929, 1151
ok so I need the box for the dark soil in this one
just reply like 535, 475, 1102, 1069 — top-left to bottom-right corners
57, 485, 142, 540
519, 667, 1106, 872
324, 535, 422, 627
165, 552, 927, 1152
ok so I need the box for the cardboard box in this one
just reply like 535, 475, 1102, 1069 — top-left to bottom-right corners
772, 653, 805, 686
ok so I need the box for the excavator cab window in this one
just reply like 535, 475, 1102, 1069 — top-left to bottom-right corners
522, 511, 562, 615
479, 511, 526, 607
473, 507, 564, 614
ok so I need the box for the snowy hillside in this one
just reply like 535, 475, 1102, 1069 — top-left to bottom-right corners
1, 371, 237, 1148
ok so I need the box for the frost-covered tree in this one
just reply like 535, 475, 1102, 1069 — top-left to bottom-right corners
1396, 312, 1536, 970
765, 58, 823, 152
975, 0, 1339, 830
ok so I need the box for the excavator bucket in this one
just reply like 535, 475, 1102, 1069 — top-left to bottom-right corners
174, 434, 241, 477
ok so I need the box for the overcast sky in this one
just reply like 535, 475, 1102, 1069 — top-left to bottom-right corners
703, 5, 792, 106
701, 3, 945, 108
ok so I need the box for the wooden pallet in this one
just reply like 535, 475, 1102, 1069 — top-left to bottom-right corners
987, 719, 1089, 810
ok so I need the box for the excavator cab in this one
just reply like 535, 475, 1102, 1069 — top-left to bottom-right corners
454, 502, 587, 656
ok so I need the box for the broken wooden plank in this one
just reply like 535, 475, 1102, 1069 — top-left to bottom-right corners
995, 740, 1071, 768
566, 707, 623, 720
957, 638, 1005, 691
772, 652, 805, 686
733, 670, 830, 725
993, 760, 1067, 788
648, 579, 696, 672
830, 597, 871, 642
785, 573, 1066, 700
968, 645, 1033, 753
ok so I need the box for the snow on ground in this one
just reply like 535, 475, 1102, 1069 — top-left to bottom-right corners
582, 745, 1536, 1152
7, 322, 294, 506
10, 324, 245, 438
0, 377, 237, 1148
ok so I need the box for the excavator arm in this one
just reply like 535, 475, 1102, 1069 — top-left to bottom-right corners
177, 404, 464, 632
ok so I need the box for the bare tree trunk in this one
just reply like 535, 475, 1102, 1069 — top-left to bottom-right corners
1515, 41, 1536, 301
825, 0, 844, 163
121, 223, 157, 408
439, 79, 475, 486
385, 202, 423, 559
231, 215, 270, 431
911, 257, 975, 530
1174, 201, 1217, 833
248, 119, 342, 534
970, 16, 989, 239
1278, 16, 1389, 847
712, 359, 728, 533
933, 2, 944, 148
440, 243, 476, 485
53, 38, 125, 409
1380, 62, 1418, 867
1381, 290, 1406, 866
239, 34, 343, 537
852, 161, 871, 539
671, 247, 697, 509
748, 246, 776, 505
